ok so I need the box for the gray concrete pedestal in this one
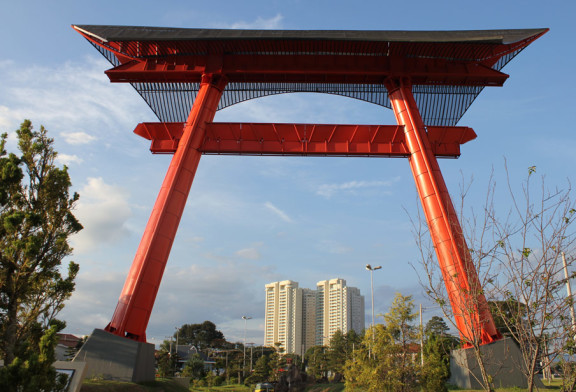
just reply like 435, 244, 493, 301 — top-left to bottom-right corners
449, 337, 542, 389
73, 328, 155, 382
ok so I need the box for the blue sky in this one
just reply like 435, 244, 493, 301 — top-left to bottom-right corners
1, 1, 575, 347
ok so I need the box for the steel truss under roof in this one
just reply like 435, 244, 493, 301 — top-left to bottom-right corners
73, 25, 547, 126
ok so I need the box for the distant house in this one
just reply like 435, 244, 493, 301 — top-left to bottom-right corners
175, 345, 216, 371
55, 334, 82, 361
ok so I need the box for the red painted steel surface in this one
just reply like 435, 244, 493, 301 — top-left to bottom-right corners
106, 55, 508, 86
133, 122, 476, 157
71, 25, 547, 345
105, 74, 227, 341
386, 79, 501, 345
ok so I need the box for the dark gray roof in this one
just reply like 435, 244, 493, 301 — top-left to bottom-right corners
73, 25, 546, 45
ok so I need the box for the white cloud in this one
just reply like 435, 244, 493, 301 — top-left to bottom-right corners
59, 270, 129, 335
316, 178, 400, 198
0, 105, 22, 130
71, 177, 132, 253
147, 262, 271, 340
235, 243, 263, 260
186, 189, 247, 222
264, 201, 293, 223
0, 57, 154, 151
317, 239, 352, 254
60, 131, 97, 145
222, 14, 284, 30
56, 153, 83, 165
60, 260, 274, 342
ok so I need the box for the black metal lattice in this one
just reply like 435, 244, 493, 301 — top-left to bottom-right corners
86, 28, 534, 126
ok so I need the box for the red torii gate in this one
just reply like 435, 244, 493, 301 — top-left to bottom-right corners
73, 25, 547, 346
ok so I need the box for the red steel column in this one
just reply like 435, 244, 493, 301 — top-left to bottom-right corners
385, 78, 500, 345
105, 74, 227, 341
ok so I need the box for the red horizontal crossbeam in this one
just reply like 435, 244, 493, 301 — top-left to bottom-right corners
107, 55, 508, 86
134, 122, 476, 157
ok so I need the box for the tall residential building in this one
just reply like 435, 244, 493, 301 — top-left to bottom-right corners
264, 280, 302, 355
316, 278, 365, 345
301, 288, 317, 352
264, 278, 364, 354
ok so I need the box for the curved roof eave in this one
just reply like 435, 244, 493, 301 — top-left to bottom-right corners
72, 25, 547, 45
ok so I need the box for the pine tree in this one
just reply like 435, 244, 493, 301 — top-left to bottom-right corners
0, 120, 82, 389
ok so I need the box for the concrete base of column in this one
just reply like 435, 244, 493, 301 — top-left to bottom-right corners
449, 337, 543, 389
72, 328, 155, 382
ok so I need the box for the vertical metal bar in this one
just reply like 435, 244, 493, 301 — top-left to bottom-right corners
385, 78, 500, 345
420, 304, 424, 367
105, 73, 227, 341
562, 252, 576, 338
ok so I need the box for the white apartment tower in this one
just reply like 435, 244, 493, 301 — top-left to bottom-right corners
301, 288, 317, 352
264, 280, 303, 355
316, 278, 365, 345
265, 278, 364, 354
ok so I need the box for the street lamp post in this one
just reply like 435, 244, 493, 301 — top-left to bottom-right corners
242, 315, 252, 379
174, 327, 180, 374
247, 343, 254, 373
366, 264, 382, 357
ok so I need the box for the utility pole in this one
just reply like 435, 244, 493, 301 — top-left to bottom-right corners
366, 264, 382, 358
562, 252, 576, 338
249, 343, 254, 373
224, 350, 229, 384
174, 327, 180, 374
420, 304, 424, 367
242, 315, 252, 380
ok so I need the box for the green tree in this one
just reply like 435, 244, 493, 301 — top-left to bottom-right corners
0, 323, 69, 392
304, 345, 327, 381
156, 350, 175, 378
421, 334, 450, 392
424, 316, 450, 336
269, 342, 287, 382
344, 293, 420, 392
488, 300, 528, 341
182, 353, 206, 379
423, 316, 459, 359
327, 329, 361, 380
175, 321, 225, 349
245, 354, 271, 385
0, 121, 82, 389
382, 293, 420, 391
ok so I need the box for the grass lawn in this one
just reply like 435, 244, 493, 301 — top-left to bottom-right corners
189, 385, 251, 391
447, 378, 564, 391
304, 384, 346, 392
81, 378, 190, 392
80, 378, 566, 392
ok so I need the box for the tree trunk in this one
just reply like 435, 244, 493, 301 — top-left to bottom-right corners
526, 346, 540, 392
473, 345, 494, 392
3, 298, 19, 365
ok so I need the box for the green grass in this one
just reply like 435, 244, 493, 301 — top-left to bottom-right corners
446, 378, 564, 391
81, 378, 190, 392
189, 384, 251, 392
303, 383, 346, 392
80, 379, 566, 392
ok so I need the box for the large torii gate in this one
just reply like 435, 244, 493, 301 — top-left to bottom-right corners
73, 25, 547, 349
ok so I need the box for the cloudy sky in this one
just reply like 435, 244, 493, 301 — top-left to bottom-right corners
1, 0, 575, 347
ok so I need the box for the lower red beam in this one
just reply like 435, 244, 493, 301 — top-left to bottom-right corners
134, 122, 476, 157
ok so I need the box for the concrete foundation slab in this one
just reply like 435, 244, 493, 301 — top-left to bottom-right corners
449, 337, 543, 389
54, 360, 87, 392
73, 329, 155, 382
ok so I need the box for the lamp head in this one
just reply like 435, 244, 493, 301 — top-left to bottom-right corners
366, 264, 372, 270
